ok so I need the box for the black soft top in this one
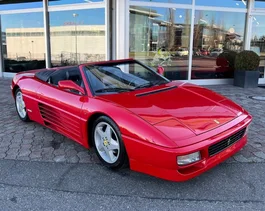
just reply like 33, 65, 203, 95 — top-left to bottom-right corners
35, 69, 56, 82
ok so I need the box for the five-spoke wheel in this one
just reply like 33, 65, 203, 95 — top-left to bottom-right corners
15, 89, 29, 122
92, 116, 128, 169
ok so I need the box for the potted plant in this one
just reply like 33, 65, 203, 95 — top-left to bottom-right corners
234, 50, 260, 88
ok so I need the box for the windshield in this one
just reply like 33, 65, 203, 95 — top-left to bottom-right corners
84, 61, 169, 94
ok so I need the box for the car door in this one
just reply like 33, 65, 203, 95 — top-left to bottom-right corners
37, 67, 85, 143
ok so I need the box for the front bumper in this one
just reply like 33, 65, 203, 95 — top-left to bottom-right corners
122, 115, 251, 182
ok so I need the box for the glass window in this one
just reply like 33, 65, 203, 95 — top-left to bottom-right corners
129, 6, 191, 80
0, 1, 42, 10
2, 13, 45, 73
251, 15, 265, 79
192, 11, 246, 80
195, 0, 247, 8
255, 1, 265, 8
49, 8, 106, 67
49, 0, 104, 6
132, 0, 192, 4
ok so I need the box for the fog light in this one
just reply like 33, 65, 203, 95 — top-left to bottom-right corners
177, 151, 201, 166
245, 125, 251, 136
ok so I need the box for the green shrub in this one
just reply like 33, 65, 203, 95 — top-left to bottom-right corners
234, 50, 260, 71
217, 51, 237, 69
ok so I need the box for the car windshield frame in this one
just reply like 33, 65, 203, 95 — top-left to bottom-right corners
83, 60, 170, 95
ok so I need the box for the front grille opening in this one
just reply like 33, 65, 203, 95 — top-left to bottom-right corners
208, 128, 246, 157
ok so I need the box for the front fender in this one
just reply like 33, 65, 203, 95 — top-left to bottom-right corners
83, 97, 178, 149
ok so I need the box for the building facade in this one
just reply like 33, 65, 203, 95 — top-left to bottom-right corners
1, 0, 265, 85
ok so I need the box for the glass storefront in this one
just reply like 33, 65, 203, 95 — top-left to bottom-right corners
129, 6, 191, 80
254, 0, 265, 8
2, 12, 45, 73
191, 11, 246, 79
195, 0, 247, 8
0, 1, 42, 10
132, 0, 192, 4
1, 0, 265, 85
49, 0, 104, 6
251, 15, 265, 78
49, 8, 106, 67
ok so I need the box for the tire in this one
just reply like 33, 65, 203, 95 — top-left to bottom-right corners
92, 116, 128, 170
15, 88, 30, 122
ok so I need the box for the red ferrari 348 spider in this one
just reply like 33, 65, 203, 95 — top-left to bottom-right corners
11, 59, 252, 181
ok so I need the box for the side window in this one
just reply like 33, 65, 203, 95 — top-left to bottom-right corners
48, 69, 68, 86
66, 67, 83, 88
48, 67, 83, 88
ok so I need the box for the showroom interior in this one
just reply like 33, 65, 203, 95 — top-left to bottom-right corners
0, 0, 265, 85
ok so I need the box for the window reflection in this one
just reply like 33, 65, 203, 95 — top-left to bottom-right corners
132, 0, 192, 4
49, 9, 106, 67
195, 0, 247, 8
254, 1, 265, 8
129, 6, 191, 80
251, 15, 265, 78
49, 0, 104, 6
2, 13, 45, 73
0, 1, 42, 10
192, 11, 245, 79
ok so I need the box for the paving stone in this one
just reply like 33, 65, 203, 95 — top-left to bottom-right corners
6, 148, 19, 154
16, 156, 30, 161
5, 154, 17, 160
66, 149, 78, 157
66, 156, 80, 163
54, 155, 66, 162
0, 147, 9, 153
54, 149, 66, 156
77, 151, 91, 163
18, 149, 31, 157
29, 150, 42, 159
31, 145, 42, 151
9, 143, 21, 149
0, 153, 6, 159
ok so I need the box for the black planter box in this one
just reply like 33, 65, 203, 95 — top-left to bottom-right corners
234, 70, 260, 88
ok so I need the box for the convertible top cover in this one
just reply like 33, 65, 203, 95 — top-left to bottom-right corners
35, 70, 56, 82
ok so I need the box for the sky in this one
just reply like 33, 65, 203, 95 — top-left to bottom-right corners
1, 9, 105, 31
0, 0, 104, 10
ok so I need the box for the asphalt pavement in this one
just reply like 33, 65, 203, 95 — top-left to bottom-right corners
0, 159, 264, 211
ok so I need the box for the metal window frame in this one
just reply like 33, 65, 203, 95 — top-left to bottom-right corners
249, 0, 265, 84
47, 1, 108, 63
116, 0, 129, 60
48, 2, 105, 12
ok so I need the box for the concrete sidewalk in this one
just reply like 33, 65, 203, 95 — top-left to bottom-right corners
0, 78, 265, 164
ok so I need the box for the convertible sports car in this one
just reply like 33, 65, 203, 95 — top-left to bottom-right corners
11, 59, 252, 182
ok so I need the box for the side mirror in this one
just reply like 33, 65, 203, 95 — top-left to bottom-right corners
58, 80, 85, 95
157, 65, 165, 75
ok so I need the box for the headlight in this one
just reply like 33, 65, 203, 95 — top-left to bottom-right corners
177, 151, 201, 166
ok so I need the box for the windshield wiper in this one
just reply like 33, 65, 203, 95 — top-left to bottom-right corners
134, 82, 153, 90
95, 87, 133, 93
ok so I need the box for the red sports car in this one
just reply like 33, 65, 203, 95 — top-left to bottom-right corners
11, 59, 252, 182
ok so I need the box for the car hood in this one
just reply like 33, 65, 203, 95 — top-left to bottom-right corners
99, 82, 242, 140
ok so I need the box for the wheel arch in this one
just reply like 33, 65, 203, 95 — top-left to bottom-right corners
12, 85, 20, 98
